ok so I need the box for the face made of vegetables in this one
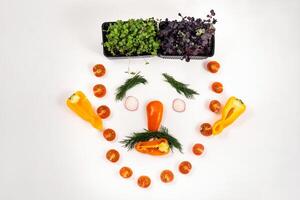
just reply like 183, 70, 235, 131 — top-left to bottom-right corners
66, 63, 246, 157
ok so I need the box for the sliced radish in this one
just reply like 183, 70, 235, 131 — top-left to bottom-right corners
172, 98, 186, 112
124, 96, 139, 111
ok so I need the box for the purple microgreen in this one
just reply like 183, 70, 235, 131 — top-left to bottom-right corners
158, 10, 217, 61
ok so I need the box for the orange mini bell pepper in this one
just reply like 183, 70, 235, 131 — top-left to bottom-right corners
212, 96, 246, 135
135, 138, 170, 156
66, 91, 103, 131
147, 101, 163, 131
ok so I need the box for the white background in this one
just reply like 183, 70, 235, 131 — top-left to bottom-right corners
1, 0, 300, 199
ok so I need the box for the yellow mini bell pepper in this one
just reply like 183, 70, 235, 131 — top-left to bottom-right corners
66, 91, 103, 131
212, 96, 246, 135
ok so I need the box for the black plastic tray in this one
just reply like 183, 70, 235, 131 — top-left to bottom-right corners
101, 22, 157, 58
101, 21, 215, 60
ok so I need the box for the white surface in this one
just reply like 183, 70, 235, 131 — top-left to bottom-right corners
1, 0, 300, 199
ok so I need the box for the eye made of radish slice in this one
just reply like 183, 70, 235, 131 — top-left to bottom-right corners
124, 96, 139, 111
172, 98, 186, 113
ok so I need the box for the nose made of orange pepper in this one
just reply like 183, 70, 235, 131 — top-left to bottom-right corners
135, 100, 170, 156
147, 100, 163, 131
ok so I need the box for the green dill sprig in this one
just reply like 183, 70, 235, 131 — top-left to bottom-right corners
120, 126, 182, 153
162, 73, 199, 99
115, 73, 148, 101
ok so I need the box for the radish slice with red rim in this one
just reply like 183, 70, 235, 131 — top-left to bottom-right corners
124, 96, 139, 111
172, 98, 186, 112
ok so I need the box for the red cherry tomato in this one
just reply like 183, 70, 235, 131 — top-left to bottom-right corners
193, 143, 204, 156
209, 100, 222, 113
93, 84, 106, 98
200, 123, 212, 136
207, 61, 220, 73
93, 64, 106, 77
97, 105, 111, 119
106, 149, 120, 163
103, 128, 116, 141
119, 167, 133, 178
137, 176, 151, 188
160, 170, 174, 183
212, 82, 223, 93
179, 161, 192, 174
